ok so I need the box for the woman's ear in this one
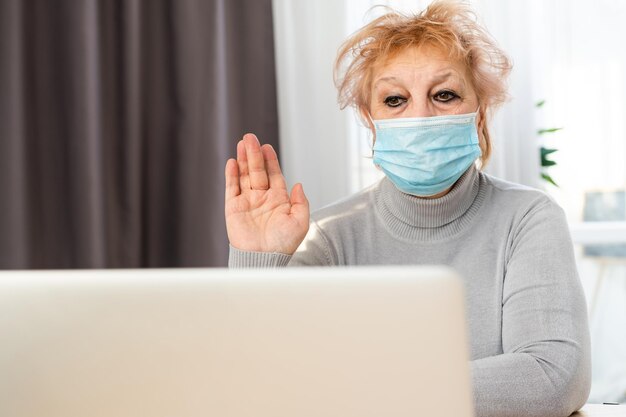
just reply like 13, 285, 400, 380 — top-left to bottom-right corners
477, 106, 486, 132
477, 106, 487, 143
476, 106, 491, 167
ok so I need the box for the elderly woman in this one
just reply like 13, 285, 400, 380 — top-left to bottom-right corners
224, 1, 591, 416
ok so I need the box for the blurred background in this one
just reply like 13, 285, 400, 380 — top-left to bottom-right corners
1, 0, 624, 405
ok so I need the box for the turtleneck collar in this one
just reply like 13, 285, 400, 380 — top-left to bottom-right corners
374, 165, 485, 241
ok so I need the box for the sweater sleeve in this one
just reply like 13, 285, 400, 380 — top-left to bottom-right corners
471, 198, 591, 417
228, 220, 336, 267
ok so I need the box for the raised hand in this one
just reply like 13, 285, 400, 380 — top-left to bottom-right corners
224, 133, 310, 255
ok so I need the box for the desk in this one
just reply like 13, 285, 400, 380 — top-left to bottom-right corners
573, 404, 626, 416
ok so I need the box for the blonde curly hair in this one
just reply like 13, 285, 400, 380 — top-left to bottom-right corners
334, 0, 512, 165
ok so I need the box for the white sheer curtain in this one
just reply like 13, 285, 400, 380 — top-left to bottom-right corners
271, 0, 350, 211
273, 0, 626, 402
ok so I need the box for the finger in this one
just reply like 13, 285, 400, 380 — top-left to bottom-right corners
290, 183, 310, 225
224, 158, 240, 200
236, 139, 250, 190
261, 144, 287, 190
244, 133, 269, 190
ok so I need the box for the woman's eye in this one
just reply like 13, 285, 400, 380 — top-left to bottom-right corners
433, 90, 459, 103
383, 96, 407, 108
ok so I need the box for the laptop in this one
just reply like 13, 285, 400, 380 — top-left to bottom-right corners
0, 266, 474, 417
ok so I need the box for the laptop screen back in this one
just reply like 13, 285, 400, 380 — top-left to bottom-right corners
0, 266, 474, 417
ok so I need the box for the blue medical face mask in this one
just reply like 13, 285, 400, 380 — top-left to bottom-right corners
371, 110, 482, 197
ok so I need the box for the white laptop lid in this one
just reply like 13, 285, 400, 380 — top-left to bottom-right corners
0, 266, 474, 417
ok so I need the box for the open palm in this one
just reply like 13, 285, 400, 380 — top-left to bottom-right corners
224, 134, 309, 255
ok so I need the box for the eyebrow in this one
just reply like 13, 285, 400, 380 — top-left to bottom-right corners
373, 71, 458, 87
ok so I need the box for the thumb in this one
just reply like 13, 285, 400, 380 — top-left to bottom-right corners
290, 183, 310, 222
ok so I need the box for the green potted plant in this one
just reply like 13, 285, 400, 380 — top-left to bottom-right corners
536, 99, 563, 187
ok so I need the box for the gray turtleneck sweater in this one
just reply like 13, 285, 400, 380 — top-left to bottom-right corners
229, 166, 591, 417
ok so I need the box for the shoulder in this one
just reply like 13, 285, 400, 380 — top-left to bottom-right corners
480, 171, 561, 215
479, 172, 570, 245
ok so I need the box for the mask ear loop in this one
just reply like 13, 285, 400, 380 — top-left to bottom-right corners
475, 105, 484, 169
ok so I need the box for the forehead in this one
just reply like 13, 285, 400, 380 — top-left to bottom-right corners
372, 44, 468, 83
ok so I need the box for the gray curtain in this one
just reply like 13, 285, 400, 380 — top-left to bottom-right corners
0, 0, 279, 269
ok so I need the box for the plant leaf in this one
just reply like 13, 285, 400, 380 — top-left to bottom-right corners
541, 173, 558, 187
540, 147, 558, 157
538, 127, 564, 135
540, 147, 558, 167
535, 100, 546, 108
